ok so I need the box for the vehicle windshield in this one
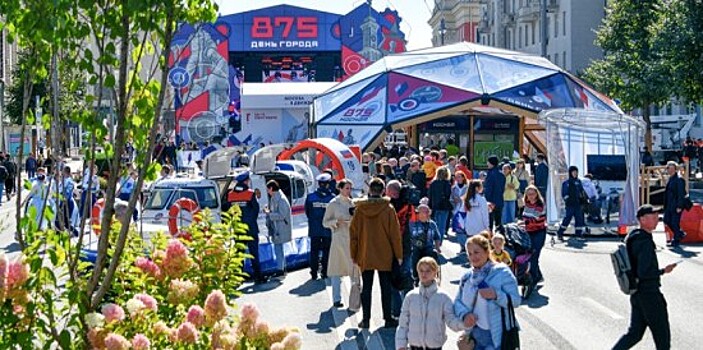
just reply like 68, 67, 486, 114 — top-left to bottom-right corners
145, 187, 218, 210
144, 188, 174, 210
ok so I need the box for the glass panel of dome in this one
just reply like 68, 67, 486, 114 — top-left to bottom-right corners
493, 74, 575, 112
315, 76, 376, 119
318, 75, 387, 125
396, 54, 483, 93
478, 54, 558, 94
387, 73, 480, 123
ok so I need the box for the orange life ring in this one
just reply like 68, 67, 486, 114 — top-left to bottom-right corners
168, 198, 201, 239
91, 198, 105, 235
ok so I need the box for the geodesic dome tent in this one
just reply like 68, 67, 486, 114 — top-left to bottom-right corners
539, 109, 645, 227
312, 42, 623, 151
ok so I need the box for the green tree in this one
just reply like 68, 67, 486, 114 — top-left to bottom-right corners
4, 52, 48, 126
583, 0, 669, 151
0, 0, 217, 347
655, 0, 703, 105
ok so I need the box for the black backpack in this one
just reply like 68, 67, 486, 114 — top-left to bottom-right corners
611, 229, 642, 295
0, 166, 7, 181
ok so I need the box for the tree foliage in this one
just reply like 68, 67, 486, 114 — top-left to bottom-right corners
0, 0, 219, 347
654, 0, 703, 105
583, 0, 669, 151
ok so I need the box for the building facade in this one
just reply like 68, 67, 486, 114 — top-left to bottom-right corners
429, 0, 605, 74
1, 24, 20, 152
170, 4, 406, 146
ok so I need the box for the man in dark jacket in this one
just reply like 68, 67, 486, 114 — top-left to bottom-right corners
26, 153, 38, 180
484, 155, 506, 231
613, 204, 677, 350
3, 155, 17, 201
663, 161, 687, 246
557, 165, 587, 241
305, 173, 335, 280
223, 171, 264, 283
534, 153, 549, 199
406, 159, 427, 198
386, 180, 414, 319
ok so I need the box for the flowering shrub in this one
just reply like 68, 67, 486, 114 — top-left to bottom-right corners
0, 207, 302, 349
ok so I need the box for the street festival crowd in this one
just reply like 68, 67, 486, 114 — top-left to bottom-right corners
11, 136, 687, 350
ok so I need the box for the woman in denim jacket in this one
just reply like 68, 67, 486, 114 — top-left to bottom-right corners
454, 235, 521, 349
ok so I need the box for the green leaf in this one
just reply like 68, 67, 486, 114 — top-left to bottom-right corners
59, 330, 71, 350
104, 74, 116, 88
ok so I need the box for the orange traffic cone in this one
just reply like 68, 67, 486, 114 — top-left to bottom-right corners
617, 224, 628, 236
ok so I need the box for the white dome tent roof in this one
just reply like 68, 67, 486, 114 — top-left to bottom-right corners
312, 42, 622, 151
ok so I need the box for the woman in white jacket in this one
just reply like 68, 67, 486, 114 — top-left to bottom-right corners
395, 256, 465, 350
322, 179, 358, 309
462, 180, 490, 248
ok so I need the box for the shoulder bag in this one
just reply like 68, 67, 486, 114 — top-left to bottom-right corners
457, 279, 479, 350
500, 296, 520, 350
348, 265, 361, 312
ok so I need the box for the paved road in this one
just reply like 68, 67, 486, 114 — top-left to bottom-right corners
2, 168, 702, 349
237, 225, 703, 349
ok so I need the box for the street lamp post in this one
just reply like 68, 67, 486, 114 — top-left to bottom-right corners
0, 77, 5, 152
440, 18, 447, 46
541, 0, 548, 57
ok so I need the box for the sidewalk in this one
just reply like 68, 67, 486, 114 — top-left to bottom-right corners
548, 221, 703, 266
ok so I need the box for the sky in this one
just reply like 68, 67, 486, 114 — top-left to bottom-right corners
214, 0, 435, 50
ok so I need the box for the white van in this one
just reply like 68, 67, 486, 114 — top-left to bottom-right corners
141, 177, 222, 226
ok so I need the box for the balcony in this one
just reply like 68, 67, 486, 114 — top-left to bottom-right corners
548, 0, 559, 11
501, 13, 515, 26
517, 2, 540, 22
477, 19, 490, 33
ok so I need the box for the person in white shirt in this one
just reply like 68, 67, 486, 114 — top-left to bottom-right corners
462, 180, 490, 250
80, 165, 100, 220
396, 256, 465, 350
117, 169, 139, 221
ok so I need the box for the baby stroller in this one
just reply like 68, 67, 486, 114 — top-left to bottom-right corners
499, 223, 533, 298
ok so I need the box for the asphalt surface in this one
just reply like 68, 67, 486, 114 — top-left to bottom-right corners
2, 163, 703, 349
237, 225, 703, 350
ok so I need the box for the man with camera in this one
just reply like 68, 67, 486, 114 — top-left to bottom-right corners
663, 161, 687, 247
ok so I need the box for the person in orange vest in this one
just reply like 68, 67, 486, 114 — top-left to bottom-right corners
224, 171, 264, 284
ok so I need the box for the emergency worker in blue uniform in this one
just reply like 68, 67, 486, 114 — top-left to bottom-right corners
224, 171, 264, 283
305, 173, 335, 280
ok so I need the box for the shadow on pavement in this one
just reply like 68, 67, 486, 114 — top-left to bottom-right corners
306, 307, 335, 334
523, 286, 549, 309
2, 242, 21, 254
351, 327, 395, 350
667, 245, 700, 260
238, 278, 283, 294
289, 278, 326, 297
445, 252, 468, 267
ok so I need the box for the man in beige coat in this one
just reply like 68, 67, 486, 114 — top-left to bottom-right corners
350, 178, 403, 329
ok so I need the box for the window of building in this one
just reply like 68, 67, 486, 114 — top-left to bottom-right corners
519, 27, 522, 48
547, 54, 551, 61
546, 18, 550, 42
525, 25, 529, 47
563, 51, 567, 68
531, 23, 535, 45
555, 53, 559, 66
492, 33, 495, 46
563, 11, 566, 36
554, 13, 559, 38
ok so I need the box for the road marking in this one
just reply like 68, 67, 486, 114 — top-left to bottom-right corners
580, 297, 624, 320
324, 276, 387, 350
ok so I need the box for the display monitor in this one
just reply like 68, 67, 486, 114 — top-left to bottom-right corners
587, 155, 628, 181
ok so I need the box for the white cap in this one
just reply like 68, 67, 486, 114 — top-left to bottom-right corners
316, 173, 332, 182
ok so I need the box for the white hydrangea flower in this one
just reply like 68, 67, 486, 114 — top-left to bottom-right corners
125, 298, 146, 316
85, 312, 105, 329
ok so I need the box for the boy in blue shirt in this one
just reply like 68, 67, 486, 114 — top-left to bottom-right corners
408, 203, 441, 285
